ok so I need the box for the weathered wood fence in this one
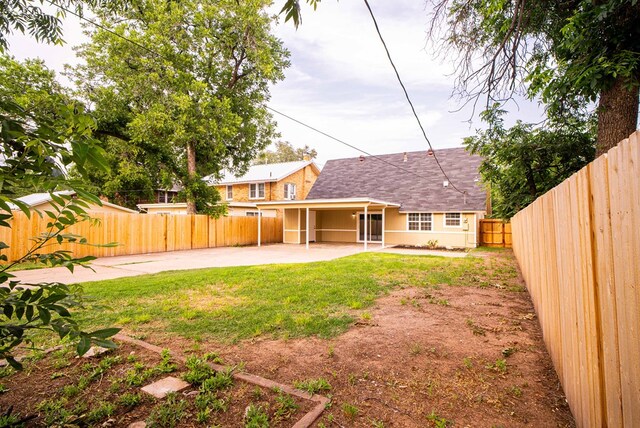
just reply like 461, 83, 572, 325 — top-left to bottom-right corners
479, 219, 512, 247
511, 131, 640, 427
1, 213, 283, 262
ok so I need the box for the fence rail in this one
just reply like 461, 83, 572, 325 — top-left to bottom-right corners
479, 219, 512, 247
511, 131, 640, 427
1, 213, 283, 262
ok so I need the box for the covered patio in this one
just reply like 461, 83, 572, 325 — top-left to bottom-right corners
255, 198, 400, 250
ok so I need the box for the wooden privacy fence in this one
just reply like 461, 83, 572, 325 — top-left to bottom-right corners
511, 131, 640, 427
479, 219, 512, 247
0, 213, 283, 262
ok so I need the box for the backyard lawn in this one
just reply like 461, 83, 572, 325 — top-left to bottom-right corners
0, 250, 575, 427
77, 252, 492, 342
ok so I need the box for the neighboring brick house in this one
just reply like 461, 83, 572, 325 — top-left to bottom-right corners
206, 159, 320, 217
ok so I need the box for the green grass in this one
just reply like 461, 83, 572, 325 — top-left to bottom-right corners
77, 253, 486, 342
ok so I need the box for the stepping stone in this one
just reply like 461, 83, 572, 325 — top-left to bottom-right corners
81, 346, 111, 358
141, 376, 190, 398
128, 423, 146, 428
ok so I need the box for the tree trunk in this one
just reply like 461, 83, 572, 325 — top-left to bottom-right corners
186, 141, 197, 215
596, 77, 639, 156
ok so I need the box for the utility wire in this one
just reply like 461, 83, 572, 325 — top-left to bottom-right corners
362, 0, 466, 195
50, 1, 466, 190
266, 106, 438, 182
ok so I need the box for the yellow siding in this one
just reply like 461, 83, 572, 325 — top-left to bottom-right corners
316, 210, 357, 243
385, 210, 478, 248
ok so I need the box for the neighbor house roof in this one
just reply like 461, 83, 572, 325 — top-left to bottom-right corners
306, 148, 486, 212
11, 191, 138, 213
204, 160, 320, 186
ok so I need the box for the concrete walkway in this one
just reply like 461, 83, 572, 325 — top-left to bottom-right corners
12, 243, 466, 284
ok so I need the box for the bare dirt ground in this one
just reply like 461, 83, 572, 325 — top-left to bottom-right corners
0, 249, 574, 427
148, 250, 576, 428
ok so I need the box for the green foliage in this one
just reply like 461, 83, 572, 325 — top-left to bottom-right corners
293, 378, 332, 394
255, 141, 317, 164
0, 55, 119, 368
183, 355, 216, 385
146, 393, 186, 428
70, 0, 290, 213
342, 403, 359, 420
274, 391, 299, 420
118, 392, 142, 407
244, 404, 269, 428
430, 0, 639, 150
200, 369, 234, 392
86, 401, 115, 424
464, 106, 596, 219
426, 410, 451, 428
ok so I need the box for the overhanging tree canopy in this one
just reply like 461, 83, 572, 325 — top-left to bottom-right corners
71, 0, 290, 214
427, 0, 640, 155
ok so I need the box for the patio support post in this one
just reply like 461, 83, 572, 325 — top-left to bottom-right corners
382, 207, 386, 248
257, 209, 261, 247
364, 205, 368, 251
305, 207, 309, 250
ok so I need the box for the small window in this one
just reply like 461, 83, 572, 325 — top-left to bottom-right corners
249, 183, 265, 199
408, 213, 432, 231
445, 213, 462, 227
284, 183, 296, 200
226, 185, 233, 200
246, 211, 260, 217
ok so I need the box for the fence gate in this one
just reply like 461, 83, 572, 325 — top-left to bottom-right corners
479, 219, 512, 248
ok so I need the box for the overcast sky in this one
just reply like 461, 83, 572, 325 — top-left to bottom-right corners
8, 0, 544, 166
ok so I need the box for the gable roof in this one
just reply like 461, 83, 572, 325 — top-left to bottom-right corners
306, 148, 486, 212
11, 191, 138, 213
205, 161, 320, 186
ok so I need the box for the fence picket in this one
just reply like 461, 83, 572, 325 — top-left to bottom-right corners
2, 213, 283, 263
512, 131, 640, 427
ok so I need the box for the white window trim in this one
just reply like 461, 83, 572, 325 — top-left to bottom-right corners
443, 212, 463, 228
245, 211, 260, 217
226, 185, 233, 201
406, 212, 433, 231
284, 182, 297, 200
249, 182, 266, 200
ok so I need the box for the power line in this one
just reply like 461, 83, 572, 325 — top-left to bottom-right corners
49, 0, 467, 192
362, 0, 466, 195
266, 106, 439, 182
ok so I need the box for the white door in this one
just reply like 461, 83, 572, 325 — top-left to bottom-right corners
309, 210, 317, 242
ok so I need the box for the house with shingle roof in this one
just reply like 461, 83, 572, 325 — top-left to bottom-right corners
255, 148, 487, 249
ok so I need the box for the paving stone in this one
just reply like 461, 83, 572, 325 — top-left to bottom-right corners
81, 346, 111, 358
127, 422, 146, 428
141, 376, 190, 398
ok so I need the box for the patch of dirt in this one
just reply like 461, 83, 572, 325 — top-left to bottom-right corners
154, 250, 575, 427
0, 342, 312, 427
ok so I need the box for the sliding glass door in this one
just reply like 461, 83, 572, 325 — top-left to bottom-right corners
359, 213, 382, 242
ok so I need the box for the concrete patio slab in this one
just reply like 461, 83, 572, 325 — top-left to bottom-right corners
11, 243, 368, 284
11, 243, 467, 285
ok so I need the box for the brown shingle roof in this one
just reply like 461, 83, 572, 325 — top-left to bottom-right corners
306, 148, 486, 212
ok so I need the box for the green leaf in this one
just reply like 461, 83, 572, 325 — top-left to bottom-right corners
89, 327, 121, 339
6, 356, 22, 371
77, 335, 91, 356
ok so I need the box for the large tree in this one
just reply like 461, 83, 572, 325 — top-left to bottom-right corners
255, 141, 317, 164
465, 106, 596, 219
71, 0, 290, 214
427, 0, 639, 155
